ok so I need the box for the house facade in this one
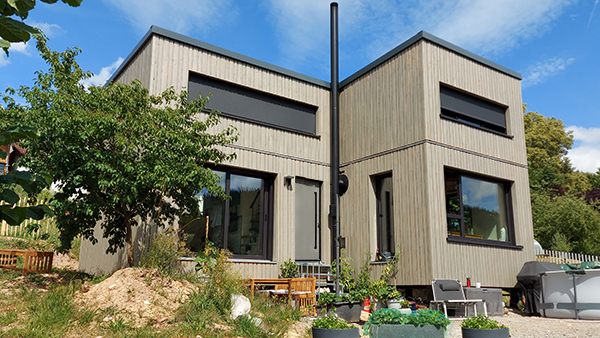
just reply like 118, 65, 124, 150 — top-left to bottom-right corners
79, 26, 535, 288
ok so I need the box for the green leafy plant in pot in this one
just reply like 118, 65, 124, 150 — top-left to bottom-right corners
311, 311, 359, 338
279, 258, 299, 278
365, 308, 450, 338
461, 314, 509, 338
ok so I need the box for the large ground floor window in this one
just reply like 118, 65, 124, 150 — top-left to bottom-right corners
445, 169, 515, 246
181, 167, 273, 260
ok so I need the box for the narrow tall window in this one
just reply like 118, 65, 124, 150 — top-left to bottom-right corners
445, 169, 513, 245
376, 174, 394, 259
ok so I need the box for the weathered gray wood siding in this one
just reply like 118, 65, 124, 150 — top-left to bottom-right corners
79, 33, 332, 278
339, 40, 534, 287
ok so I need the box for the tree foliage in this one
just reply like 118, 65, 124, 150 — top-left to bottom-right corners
524, 105, 600, 255
524, 105, 574, 192
0, 0, 83, 55
0, 125, 52, 225
1, 37, 238, 266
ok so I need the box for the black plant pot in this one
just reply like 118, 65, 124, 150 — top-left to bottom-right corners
328, 302, 362, 323
312, 327, 360, 338
462, 327, 510, 338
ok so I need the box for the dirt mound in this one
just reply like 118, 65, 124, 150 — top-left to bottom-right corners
77, 268, 198, 327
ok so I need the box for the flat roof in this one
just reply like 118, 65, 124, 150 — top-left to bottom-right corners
109, 26, 522, 90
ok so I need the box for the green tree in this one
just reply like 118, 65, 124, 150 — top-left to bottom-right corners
523, 105, 574, 192
531, 190, 600, 255
1, 37, 237, 266
0, 125, 52, 225
1, 0, 83, 55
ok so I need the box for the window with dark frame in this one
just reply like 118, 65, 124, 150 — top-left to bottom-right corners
375, 174, 395, 260
440, 84, 508, 135
180, 167, 273, 260
445, 169, 514, 246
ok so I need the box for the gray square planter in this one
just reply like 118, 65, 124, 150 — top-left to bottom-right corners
369, 324, 445, 338
312, 327, 360, 338
462, 327, 510, 338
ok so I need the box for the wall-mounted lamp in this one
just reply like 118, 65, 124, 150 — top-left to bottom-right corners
284, 176, 294, 188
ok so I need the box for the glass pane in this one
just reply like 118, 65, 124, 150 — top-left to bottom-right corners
181, 170, 226, 252
447, 218, 460, 236
227, 174, 264, 256
461, 176, 508, 242
444, 173, 460, 215
378, 176, 394, 256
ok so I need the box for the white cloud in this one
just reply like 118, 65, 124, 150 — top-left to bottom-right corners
0, 42, 34, 67
80, 57, 125, 88
521, 57, 575, 88
262, 0, 576, 75
101, 0, 236, 35
28, 21, 65, 37
0, 55, 9, 67
566, 126, 600, 173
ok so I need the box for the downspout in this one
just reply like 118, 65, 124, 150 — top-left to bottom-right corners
330, 2, 340, 296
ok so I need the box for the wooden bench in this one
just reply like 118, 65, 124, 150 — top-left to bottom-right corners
0, 249, 53, 276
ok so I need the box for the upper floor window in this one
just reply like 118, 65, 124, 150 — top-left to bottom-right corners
375, 173, 395, 260
188, 72, 318, 136
181, 167, 273, 260
440, 84, 508, 135
445, 169, 515, 246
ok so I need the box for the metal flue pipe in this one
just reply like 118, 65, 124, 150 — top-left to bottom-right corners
330, 2, 341, 296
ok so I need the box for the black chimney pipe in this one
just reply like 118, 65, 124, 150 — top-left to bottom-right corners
330, 2, 340, 296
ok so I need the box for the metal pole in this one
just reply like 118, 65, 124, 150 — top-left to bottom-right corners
330, 2, 340, 296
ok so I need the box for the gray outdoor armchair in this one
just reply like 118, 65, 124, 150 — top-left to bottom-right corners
431, 279, 487, 318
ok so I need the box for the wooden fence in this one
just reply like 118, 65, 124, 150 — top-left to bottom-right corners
536, 249, 600, 265
0, 200, 56, 239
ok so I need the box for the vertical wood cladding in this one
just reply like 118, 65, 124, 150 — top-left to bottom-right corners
340, 40, 532, 287
100, 29, 533, 287
97, 33, 333, 279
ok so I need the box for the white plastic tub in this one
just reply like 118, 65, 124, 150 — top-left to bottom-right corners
541, 269, 600, 320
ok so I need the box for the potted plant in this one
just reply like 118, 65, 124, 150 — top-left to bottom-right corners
461, 314, 509, 338
364, 308, 450, 338
279, 258, 299, 278
317, 292, 363, 323
311, 311, 359, 338
398, 299, 412, 315
369, 281, 398, 310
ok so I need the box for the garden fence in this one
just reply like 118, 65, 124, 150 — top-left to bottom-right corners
536, 249, 600, 265
0, 199, 56, 239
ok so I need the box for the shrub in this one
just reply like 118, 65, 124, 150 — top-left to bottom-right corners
278, 258, 299, 278
140, 230, 190, 277
312, 311, 351, 329
461, 314, 507, 329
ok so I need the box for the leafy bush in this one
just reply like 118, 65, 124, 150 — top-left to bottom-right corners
312, 311, 351, 329
140, 230, 190, 277
364, 309, 450, 334
278, 258, 299, 278
461, 314, 507, 329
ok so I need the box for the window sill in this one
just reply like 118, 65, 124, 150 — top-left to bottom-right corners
179, 257, 277, 264
447, 236, 523, 250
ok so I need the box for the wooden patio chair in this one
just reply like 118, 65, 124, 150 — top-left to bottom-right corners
290, 277, 317, 316
431, 279, 487, 318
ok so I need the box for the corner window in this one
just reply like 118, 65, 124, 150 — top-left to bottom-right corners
376, 174, 394, 260
181, 167, 273, 260
445, 169, 514, 246
440, 84, 507, 135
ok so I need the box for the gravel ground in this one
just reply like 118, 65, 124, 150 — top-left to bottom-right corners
446, 310, 600, 338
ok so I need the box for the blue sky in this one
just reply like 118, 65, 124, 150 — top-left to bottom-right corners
1, 0, 599, 172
